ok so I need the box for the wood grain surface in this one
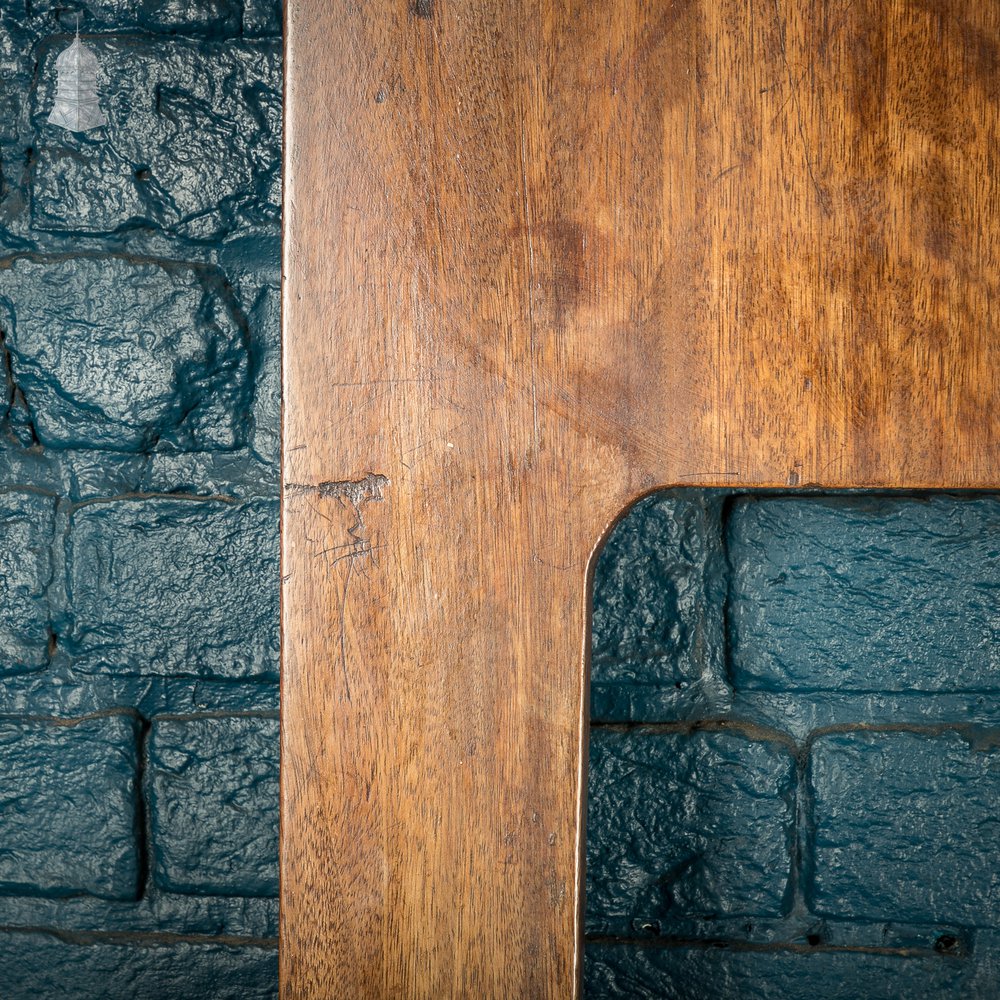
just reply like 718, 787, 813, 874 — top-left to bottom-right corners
281, 1, 1000, 995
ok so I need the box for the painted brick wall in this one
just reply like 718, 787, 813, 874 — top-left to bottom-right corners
587, 492, 1000, 998
0, 4, 280, 998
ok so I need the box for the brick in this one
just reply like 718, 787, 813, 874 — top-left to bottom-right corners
0, 491, 55, 675
0, 931, 276, 1000
243, 0, 282, 35
150, 716, 278, 896
590, 493, 726, 720
81, 0, 244, 34
728, 496, 1000, 693
585, 943, 969, 1000
63, 498, 279, 680
811, 730, 1000, 924
247, 285, 280, 467
0, 714, 140, 900
0, 257, 250, 452
31, 38, 280, 240
586, 729, 796, 933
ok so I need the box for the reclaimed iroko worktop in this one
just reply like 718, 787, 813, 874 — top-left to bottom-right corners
281, 2, 1000, 996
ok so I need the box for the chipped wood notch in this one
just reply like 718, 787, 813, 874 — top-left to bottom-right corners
284, 474, 389, 566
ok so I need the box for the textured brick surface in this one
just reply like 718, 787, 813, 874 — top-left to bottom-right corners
0, 931, 277, 1000
811, 729, 1000, 924
728, 496, 1000, 693
246, 285, 280, 466
585, 944, 972, 1000
32, 38, 281, 239
0, 257, 249, 451
587, 491, 1000, 997
0, 714, 140, 900
586, 729, 796, 933
82, 0, 245, 34
0, 491, 55, 675
590, 493, 726, 720
0, 3, 281, 996
150, 716, 279, 896
243, 0, 283, 35
63, 498, 279, 679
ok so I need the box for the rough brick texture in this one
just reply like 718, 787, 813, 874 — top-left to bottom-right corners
32, 39, 281, 239
0, 257, 249, 451
0, 3, 281, 997
811, 729, 1000, 925
585, 944, 972, 1000
588, 491, 1000, 998
0, 715, 140, 900
63, 498, 279, 679
590, 493, 727, 720
587, 728, 796, 933
728, 496, 1000, 693
82, 0, 246, 34
0, 491, 55, 675
150, 716, 279, 896
0, 931, 277, 1000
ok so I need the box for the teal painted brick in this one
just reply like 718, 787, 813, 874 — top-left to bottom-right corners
81, 0, 244, 34
247, 285, 280, 466
150, 716, 278, 896
63, 498, 279, 680
0, 257, 250, 452
0, 931, 277, 1000
243, 0, 282, 35
0, 1, 282, 996
590, 493, 727, 721
0, 714, 140, 900
811, 730, 1000, 925
31, 38, 281, 240
590, 491, 1000, 994
728, 495, 1000, 693
584, 944, 972, 1000
0, 491, 55, 675
586, 729, 796, 934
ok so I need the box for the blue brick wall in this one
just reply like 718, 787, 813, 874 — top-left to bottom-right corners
0, 4, 280, 997
588, 492, 1000, 998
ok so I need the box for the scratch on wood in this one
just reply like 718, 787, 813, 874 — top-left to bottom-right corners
337, 552, 358, 702
285, 474, 390, 560
329, 375, 454, 389
771, 0, 830, 214
285, 475, 390, 704
712, 163, 742, 183
677, 471, 741, 480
